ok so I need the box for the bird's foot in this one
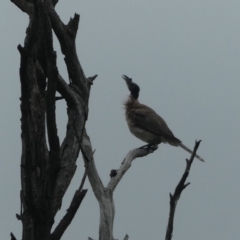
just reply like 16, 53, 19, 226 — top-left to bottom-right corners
139, 144, 151, 149
139, 144, 158, 151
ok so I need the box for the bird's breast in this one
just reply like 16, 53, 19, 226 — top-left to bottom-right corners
126, 120, 163, 144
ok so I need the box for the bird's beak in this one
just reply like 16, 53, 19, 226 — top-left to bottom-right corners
122, 75, 133, 90
122, 75, 132, 85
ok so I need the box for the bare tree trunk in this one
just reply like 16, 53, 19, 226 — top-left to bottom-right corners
11, 0, 95, 239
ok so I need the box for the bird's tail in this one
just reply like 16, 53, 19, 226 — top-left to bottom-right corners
179, 143, 205, 162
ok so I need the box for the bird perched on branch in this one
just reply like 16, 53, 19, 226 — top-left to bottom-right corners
122, 75, 204, 162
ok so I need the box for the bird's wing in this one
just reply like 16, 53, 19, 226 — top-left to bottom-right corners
130, 105, 181, 143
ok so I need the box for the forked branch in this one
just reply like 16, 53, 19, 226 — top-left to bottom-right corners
81, 130, 157, 240
165, 140, 202, 240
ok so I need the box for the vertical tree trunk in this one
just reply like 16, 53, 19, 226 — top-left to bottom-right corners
12, 0, 93, 239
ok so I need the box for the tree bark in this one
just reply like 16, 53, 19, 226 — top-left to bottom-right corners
11, 0, 95, 239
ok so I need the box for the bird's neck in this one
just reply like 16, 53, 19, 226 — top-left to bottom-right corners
124, 96, 139, 109
130, 91, 139, 99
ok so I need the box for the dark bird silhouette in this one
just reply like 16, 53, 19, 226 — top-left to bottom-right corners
122, 75, 204, 162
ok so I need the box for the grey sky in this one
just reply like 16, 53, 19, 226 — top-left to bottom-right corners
1, 1, 240, 239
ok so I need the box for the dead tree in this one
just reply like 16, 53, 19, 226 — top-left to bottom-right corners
11, 0, 94, 239
11, 1, 203, 239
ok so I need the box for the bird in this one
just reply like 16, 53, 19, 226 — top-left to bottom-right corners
122, 75, 204, 162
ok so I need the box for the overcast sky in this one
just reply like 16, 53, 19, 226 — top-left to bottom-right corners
1, 1, 240, 239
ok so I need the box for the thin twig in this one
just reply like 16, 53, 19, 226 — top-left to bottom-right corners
165, 140, 201, 240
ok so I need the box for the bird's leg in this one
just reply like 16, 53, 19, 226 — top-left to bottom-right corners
139, 143, 151, 149
139, 144, 158, 151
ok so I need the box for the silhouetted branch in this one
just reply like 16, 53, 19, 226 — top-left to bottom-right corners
56, 74, 75, 105
123, 234, 129, 240
87, 74, 98, 85
10, 232, 17, 240
50, 168, 88, 240
10, 0, 33, 15
47, 9, 88, 93
15, 190, 23, 221
55, 96, 64, 101
165, 140, 201, 240
40, 2, 61, 194
11, 0, 58, 15
50, 188, 88, 240
52, 0, 58, 6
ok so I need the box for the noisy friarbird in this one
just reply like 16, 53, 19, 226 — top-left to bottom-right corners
122, 75, 204, 162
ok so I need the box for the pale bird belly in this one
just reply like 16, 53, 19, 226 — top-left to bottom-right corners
128, 125, 163, 144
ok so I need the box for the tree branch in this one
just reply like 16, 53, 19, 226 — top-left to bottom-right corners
10, 0, 58, 15
81, 128, 116, 239
56, 73, 75, 106
165, 140, 202, 240
10, 232, 17, 240
46, 2, 97, 213
81, 129, 157, 240
46, 4, 88, 95
81, 129, 105, 199
40, 0, 61, 195
51, 0, 58, 7
50, 134, 89, 240
87, 74, 98, 86
44, 0, 93, 215
123, 234, 129, 240
50, 186, 87, 240
10, 0, 34, 16
107, 145, 158, 192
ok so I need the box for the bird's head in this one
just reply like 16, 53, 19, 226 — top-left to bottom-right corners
122, 75, 140, 99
